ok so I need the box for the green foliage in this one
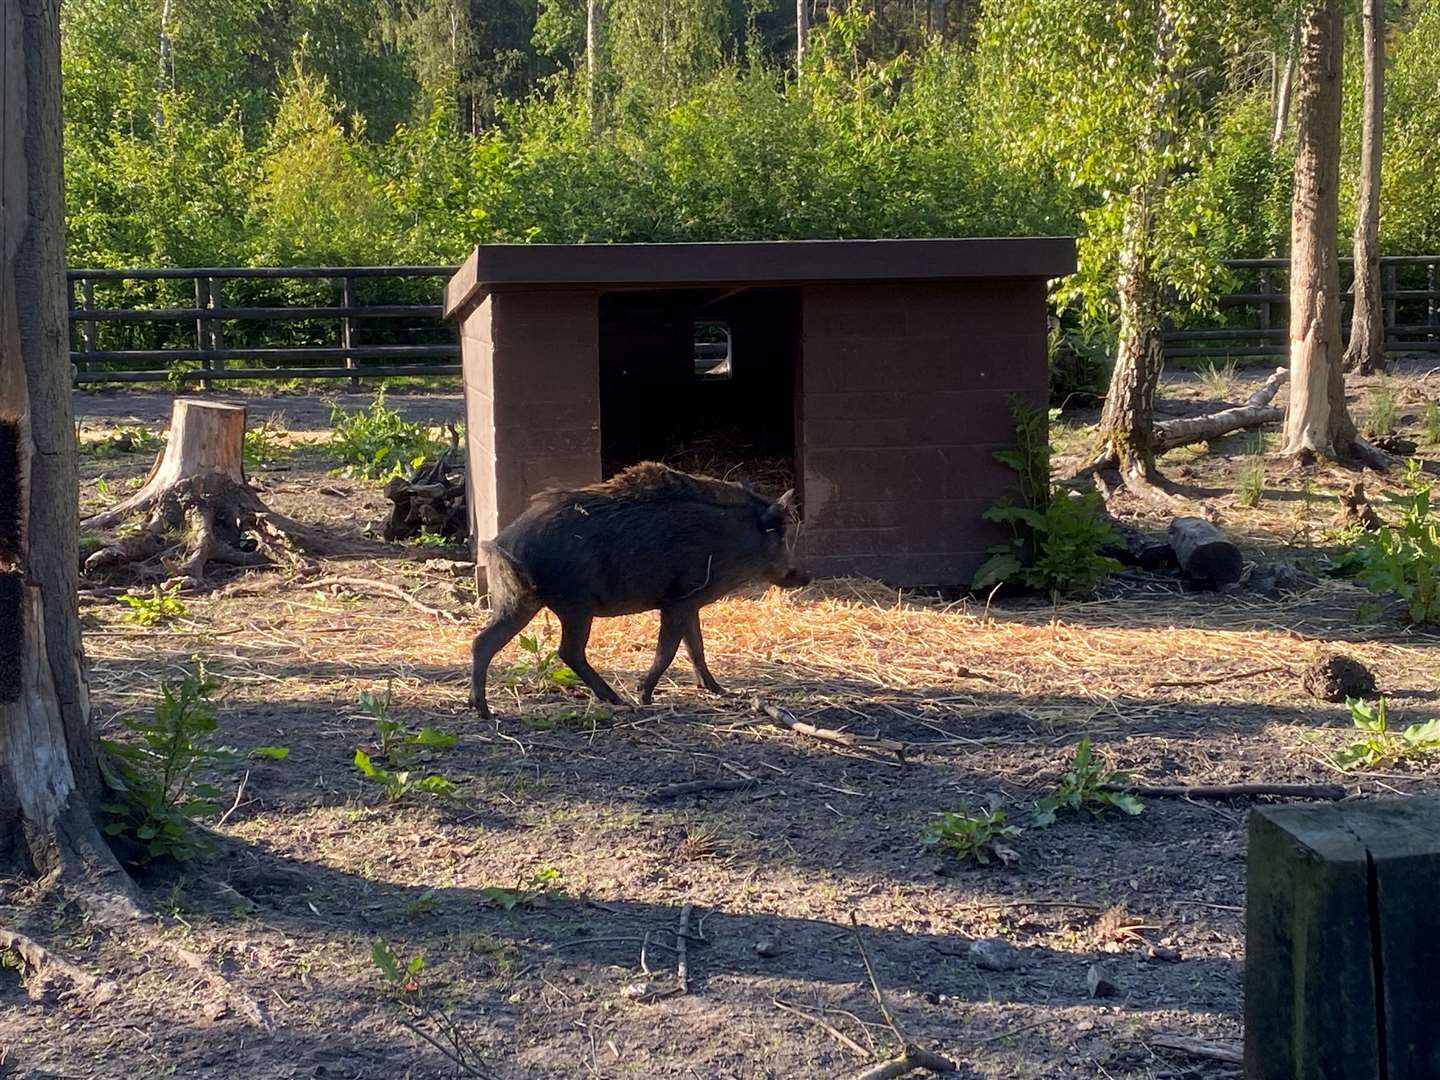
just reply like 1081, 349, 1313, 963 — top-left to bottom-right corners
1235, 457, 1265, 508
372, 936, 491, 1075
1334, 698, 1440, 771
411, 529, 453, 548
974, 398, 1121, 600
1199, 360, 1236, 400
100, 661, 287, 863
479, 867, 564, 910
1349, 460, 1440, 626
520, 703, 612, 732
243, 416, 292, 467
1420, 402, 1440, 447
503, 632, 580, 692
353, 685, 460, 803
80, 425, 163, 459
923, 806, 1022, 865
353, 749, 460, 803
328, 389, 443, 480
118, 583, 189, 626
1032, 737, 1144, 827
1362, 384, 1397, 438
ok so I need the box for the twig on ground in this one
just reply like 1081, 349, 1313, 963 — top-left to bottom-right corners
0, 927, 120, 1005
1147, 665, 1288, 689
1149, 1034, 1243, 1065
305, 575, 461, 622
640, 932, 655, 978
644, 778, 757, 803
1116, 782, 1346, 801
774, 998, 870, 1059
676, 903, 693, 995
752, 699, 908, 763
847, 912, 957, 1079
216, 769, 250, 828
170, 944, 272, 1029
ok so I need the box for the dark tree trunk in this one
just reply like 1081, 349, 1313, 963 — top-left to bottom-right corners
1, 0, 138, 915
1283, 0, 1355, 458
1343, 0, 1385, 376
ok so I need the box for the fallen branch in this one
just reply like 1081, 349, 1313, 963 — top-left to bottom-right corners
675, 903, 693, 995
847, 912, 957, 1079
774, 998, 870, 1059
1117, 781, 1346, 801
645, 778, 757, 803
753, 699, 908, 763
1149, 1033, 1243, 1065
0, 927, 120, 1005
1147, 665, 1288, 689
305, 576, 462, 622
1151, 367, 1287, 455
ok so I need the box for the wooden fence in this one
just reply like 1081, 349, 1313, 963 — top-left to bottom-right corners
67, 266, 459, 387
1163, 255, 1440, 362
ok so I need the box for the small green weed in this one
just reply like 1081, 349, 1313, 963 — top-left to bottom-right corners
352, 685, 460, 802
1334, 697, 1440, 770
412, 529, 453, 548
503, 632, 580, 691
243, 415, 292, 467
1199, 359, 1237, 400
520, 703, 611, 732
479, 866, 563, 910
1032, 737, 1144, 826
99, 661, 287, 863
81, 425, 163, 459
1420, 401, 1440, 446
1235, 457, 1265, 508
354, 750, 460, 802
1349, 460, 1440, 625
1362, 384, 1397, 438
923, 806, 1022, 865
118, 583, 188, 625
371, 938, 491, 1077
328, 388, 443, 480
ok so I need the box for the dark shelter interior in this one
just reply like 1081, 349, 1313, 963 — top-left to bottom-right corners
597, 288, 799, 498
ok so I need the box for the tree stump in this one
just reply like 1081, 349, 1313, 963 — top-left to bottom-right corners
82, 398, 395, 584
1167, 516, 1243, 588
1246, 798, 1440, 1079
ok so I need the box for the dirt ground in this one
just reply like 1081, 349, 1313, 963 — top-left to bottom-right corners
4, 370, 1440, 1080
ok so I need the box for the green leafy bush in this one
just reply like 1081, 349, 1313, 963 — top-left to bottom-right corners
923, 806, 1022, 865
118, 583, 189, 626
328, 389, 443, 480
1349, 460, 1440, 626
1334, 697, 1440, 770
1032, 737, 1144, 827
353, 685, 460, 802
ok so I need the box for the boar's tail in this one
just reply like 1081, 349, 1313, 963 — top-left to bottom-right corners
480, 541, 535, 609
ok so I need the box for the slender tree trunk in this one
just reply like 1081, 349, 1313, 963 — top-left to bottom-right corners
1272, 12, 1300, 145
1283, 0, 1354, 458
1, 0, 138, 916
796, 0, 809, 74
929, 0, 946, 38
1343, 0, 1386, 375
586, 0, 603, 131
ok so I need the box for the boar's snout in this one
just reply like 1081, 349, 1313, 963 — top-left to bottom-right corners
765, 562, 811, 589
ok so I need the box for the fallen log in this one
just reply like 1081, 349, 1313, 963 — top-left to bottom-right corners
1152, 367, 1287, 455
1168, 516, 1243, 588
751, 699, 907, 763
1116, 782, 1347, 801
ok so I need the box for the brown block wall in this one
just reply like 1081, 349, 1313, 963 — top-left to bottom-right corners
798, 281, 1049, 586
461, 289, 603, 545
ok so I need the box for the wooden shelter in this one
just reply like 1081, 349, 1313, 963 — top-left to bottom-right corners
444, 238, 1075, 586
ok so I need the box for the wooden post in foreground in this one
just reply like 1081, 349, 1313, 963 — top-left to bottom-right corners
1245, 798, 1440, 1079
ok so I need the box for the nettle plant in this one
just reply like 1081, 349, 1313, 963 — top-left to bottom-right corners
1350, 460, 1440, 626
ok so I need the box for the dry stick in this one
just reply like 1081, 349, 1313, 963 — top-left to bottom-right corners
1147, 664, 1289, 689
752, 699, 908, 763
773, 997, 871, 1059
644, 778, 757, 803
170, 944, 272, 1029
0, 928, 120, 1005
305, 575, 461, 622
846, 913, 957, 1080
675, 903, 693, 995
1149, 1034, 1243, 1065
1116, 782, 1346, 801
216, 769, 249, 828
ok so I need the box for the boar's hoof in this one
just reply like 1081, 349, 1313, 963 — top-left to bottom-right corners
469, 696, 491, 719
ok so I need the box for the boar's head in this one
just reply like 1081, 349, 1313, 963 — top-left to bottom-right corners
756, 489, 811, 589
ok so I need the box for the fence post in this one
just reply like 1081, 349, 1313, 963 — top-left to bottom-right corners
1383, 262, 1397, 349
208, 277, 224, 381
341, 275, 358, 390
1258, 269, 1271, 334
194, 275, 212, 391
1428, 262, 1436, 343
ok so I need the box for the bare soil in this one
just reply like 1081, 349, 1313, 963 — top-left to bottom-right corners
4, 372, 1439, 1080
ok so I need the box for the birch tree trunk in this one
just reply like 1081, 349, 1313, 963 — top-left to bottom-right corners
796, 0, 809, 74
1343, 0, 1385, 376
1283, 0, 1353, 458
1, 0, 138, 915
1272, 12, 1300, 145
586, 0, 604, 132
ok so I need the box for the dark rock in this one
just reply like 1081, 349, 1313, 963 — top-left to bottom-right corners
1301, 654, 1377, 703
1086, 962, 1120, 998
754, 938, 781, 958
969, 937, 1022, 972
1373, 435, 1418, 456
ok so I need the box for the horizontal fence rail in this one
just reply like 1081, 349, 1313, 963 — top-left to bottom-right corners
1163, 255, 1440, 362
68, 265, 460, 387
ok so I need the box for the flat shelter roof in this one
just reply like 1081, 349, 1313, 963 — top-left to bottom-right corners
443, 237, 1077, 318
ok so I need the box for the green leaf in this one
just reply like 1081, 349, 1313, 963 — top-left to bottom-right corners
371, 938, 402, 983
972, 552, 1024, 591
136, 824, 159, 840
1031, 799, 1058, 828
253, 745, 291, 760
415, 775, 459, 798
103, 822, 129, 836
354, 749, 377, 777
411, 728, 458, 749
1108, 791, 1145, 816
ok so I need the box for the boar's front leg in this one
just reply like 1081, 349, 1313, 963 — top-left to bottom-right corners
681, 609, 725, 695
556, 609, 625, 707
470, 598, 541, 718
639, 608, 688, 705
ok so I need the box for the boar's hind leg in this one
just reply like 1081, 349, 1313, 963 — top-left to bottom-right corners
470, 599, 541, 718
639, 608, 688, 705
556, 610, 625, 707
681, 610, 725, 695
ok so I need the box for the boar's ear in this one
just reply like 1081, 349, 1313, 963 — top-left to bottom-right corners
760, 489, 796, 532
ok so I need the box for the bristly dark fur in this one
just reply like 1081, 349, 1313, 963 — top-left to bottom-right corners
528, 462, 760, 515
0, 572, 21, 703
0, 420, 20, 558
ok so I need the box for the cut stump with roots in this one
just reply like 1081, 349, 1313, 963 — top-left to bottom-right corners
82, 399, 396, 584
